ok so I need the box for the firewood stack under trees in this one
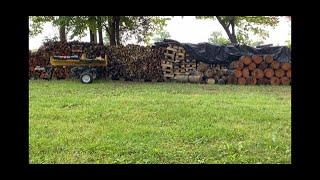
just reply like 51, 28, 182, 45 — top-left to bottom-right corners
105, 44, 164, 81
227, 55, 291, 85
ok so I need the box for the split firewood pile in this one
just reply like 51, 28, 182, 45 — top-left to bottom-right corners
105, 44, 164, 81
227, 55, 291, 85
38, 40, 107, 58
29, 51, 51, 79
161, 44, 201, 82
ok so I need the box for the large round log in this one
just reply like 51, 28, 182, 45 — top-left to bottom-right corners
227, 75, 238, 84
248, 63, 256, 71
246, 76, 257, 85
270, 76, 280, 85
264, 54, 273, 63
252, 69, 264, 79
237, 77, 246, 85
240, 55, 252, 65
252, 55, 263, 64
207, 78, 215, 84
264, 68, 274, 78
271, 60, 280, 69
258, 61, 268, 70
275, 69, 285, 78
286, 69, 291, 78
280, 77, 291, 85
281, 62, 291, 71
234, 69, 242, 78
242, 67, 250, 78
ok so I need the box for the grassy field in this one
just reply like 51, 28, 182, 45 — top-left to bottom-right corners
29, 80, 291, 164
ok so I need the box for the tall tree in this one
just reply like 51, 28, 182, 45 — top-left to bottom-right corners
114, 16, 120, 46
97, 16, 104, 45
197, 16, 279, 44
30, 16, 70, 42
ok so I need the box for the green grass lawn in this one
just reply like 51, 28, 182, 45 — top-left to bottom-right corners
29, 80, 291, 164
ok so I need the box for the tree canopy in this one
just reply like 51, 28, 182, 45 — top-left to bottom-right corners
197, 16, 279, 44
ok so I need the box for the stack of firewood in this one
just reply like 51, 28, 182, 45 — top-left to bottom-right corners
161, 44, 198, 82
105, 44, 164, 81
39, 41, 107, 58
201, 64, 233, 84
227, 55, 291, 85
29, 51, 51, 79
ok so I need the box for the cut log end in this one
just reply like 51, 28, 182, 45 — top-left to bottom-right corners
240, 55, 252, 65
252, 55, 263, 65
264, 68, 274, 78
237, 77, 246, 85
248, 62, 256, 71
275, 69, 285, 78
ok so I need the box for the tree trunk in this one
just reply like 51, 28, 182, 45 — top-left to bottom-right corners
98, 27, 103, 45
59, 25, 66, 42
90, 29, 94, 43
108, 17, 116, 46
115, 16, 120, 46
93, 30, 97, 44
216, 16, 238, 44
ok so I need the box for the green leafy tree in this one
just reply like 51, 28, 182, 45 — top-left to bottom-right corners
197, 16, 279, 44
153, 29, 171, 43
208, 31, 230, 45
29, 16, 71, 42
30, 16, 170, 46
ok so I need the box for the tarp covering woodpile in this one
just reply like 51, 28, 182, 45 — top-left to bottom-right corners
155, 39, 291, 65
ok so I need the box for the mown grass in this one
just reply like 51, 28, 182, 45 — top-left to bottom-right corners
29, 80, 291, 164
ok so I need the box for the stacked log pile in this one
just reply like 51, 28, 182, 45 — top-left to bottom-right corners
38, 40, 107, 58
161, 44, 199, 82
105, 44, 164, 81
29, 51, 51, 79
227, 54, 291, 85
202, 64, 233, 84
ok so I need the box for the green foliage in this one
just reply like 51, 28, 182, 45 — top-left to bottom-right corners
29, 16, 54, 37
121, 16, 171, 44
196, 16, 279, 44
29, 80, 291, 164
153, 29, 171, 43
208, 31, 230, 45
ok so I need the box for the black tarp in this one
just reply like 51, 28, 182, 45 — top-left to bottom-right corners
155, 39, 291, 65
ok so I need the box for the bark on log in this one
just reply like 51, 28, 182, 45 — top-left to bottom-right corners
286, 69, 291, 78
